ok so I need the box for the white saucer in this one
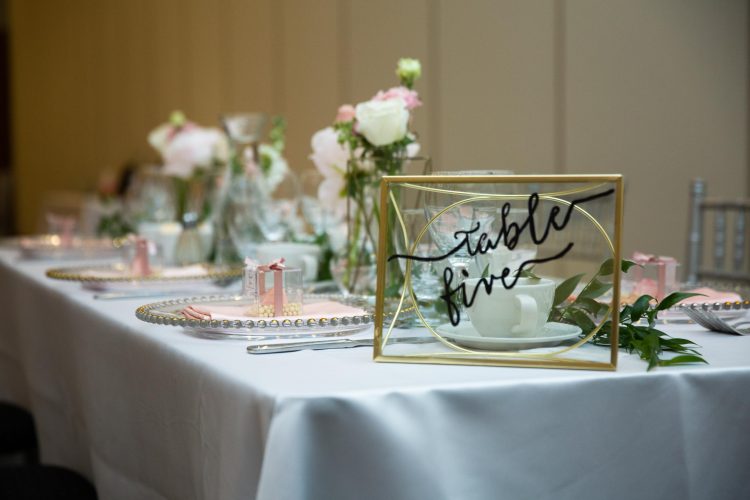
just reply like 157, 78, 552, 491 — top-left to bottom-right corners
436, 322, 582, 351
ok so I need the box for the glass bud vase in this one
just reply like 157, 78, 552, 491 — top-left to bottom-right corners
332, 156, 430, 296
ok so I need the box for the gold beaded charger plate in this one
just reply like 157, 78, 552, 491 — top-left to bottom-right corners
135, 293, 375, 339
46, 263, 242, 291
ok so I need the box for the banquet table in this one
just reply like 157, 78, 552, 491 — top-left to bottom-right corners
0, 248, 749, 500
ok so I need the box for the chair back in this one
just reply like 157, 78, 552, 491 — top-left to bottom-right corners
686, 178, 750, 284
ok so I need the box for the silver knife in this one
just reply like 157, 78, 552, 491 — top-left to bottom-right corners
247, 336, 436, 354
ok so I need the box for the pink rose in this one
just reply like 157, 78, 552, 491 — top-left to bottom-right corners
372, 86, 422, 111
335, 104, 356, 123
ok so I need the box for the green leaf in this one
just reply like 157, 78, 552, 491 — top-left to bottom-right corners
630, 324, 666, 337
569, 308, 596, 334
659, 355, 708, 367
593, 320, 612, 342
656, 292, 705, 312
598, 258, 614, 276
553, 273, 585, 306
577, 297, 608, 316
598, 258, 638, 276
620, 303, 632, 317
481, 263, 490, 279
629, 295, 654, 323
661, 338, 698, 347
518, 266, 541, 280
578, 279, 612, 300
621, 259, 639, 274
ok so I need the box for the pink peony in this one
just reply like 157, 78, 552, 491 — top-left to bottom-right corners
335, 104, 356, 123
372, 86, 422, 111
309, 127, 350, 178
317, 176, 347, 219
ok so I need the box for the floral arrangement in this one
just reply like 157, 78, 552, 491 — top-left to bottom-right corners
310, 58, 422, 215
148, 111, 229, 179
309, 58, 424, 292
236, 116, 289, 195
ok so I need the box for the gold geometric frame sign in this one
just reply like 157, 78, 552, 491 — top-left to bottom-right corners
373, 174, 624, 370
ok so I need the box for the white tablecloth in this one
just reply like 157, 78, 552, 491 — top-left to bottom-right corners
1, 249, 749, 500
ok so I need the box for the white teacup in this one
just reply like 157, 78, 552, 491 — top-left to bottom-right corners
256, 242, 321, 282
464, 277, 555, 338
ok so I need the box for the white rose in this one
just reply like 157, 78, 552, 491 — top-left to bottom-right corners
355, 98, 409, 147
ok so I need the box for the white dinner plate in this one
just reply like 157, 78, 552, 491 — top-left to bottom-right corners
436, 321, 582, 351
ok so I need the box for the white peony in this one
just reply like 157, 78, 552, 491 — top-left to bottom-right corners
161, 127, 228, 178
355, 98, 409, 147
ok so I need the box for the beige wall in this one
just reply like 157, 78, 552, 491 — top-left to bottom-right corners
9, 0, 749, 269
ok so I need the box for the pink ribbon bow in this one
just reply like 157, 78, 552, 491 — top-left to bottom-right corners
129, 235, 153, 277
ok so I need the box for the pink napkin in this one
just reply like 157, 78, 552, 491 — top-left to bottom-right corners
680, 287, 742, 304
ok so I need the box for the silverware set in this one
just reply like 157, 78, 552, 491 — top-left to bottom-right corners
247, 336, 437, 354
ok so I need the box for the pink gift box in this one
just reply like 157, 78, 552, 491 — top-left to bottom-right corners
242, 258, 303, 317
629, 252, 679, 301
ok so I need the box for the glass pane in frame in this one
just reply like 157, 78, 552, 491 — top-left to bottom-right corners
374, 175, 623, 370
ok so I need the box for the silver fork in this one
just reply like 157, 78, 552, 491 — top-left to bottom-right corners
682, 306, 750, 335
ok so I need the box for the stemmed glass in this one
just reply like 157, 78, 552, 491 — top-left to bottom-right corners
124, 166, 177, 226
253, 170, 302, 243
423, 170, 513, 321
124, 166, 180, 264
226, 175, 265, 259
221, 113, 267, 155
299, 169, 342, 238
391, 194, 442, 324
212, 112, 268, 263
481, 207, 539, 279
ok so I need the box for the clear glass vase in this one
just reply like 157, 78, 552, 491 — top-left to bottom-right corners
332, 156, 430, 296
209, 112, 269, 265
